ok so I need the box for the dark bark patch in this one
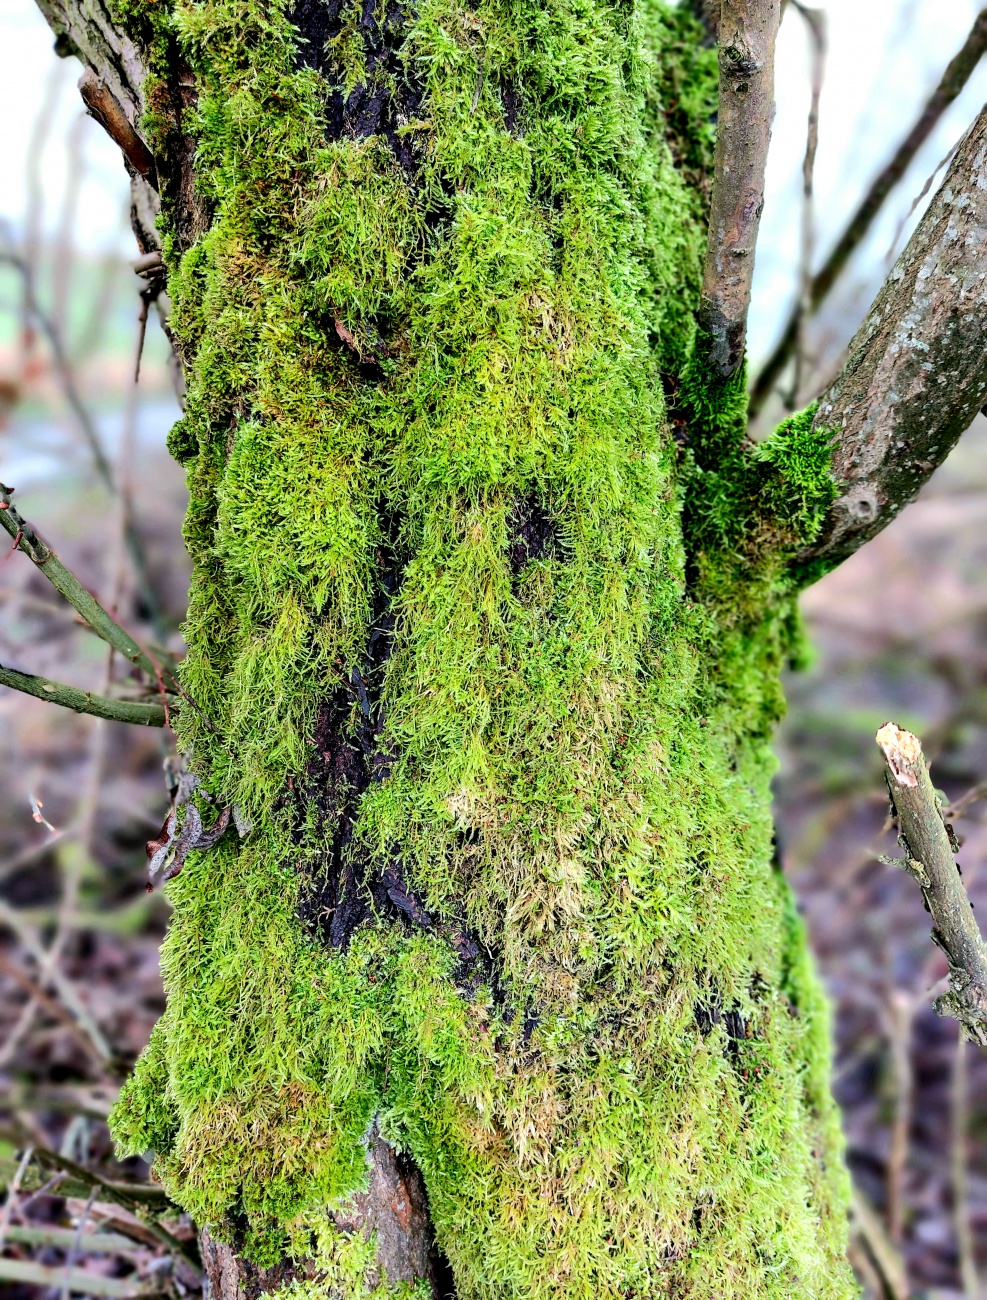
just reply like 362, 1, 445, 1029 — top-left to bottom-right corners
507, 493, 558, 577
144, 54, 211, 258
288, 0, 426, 173
499, 81, 524, 136
205, 1221, 306, 1298
382, 863, 433, 927
694, 987, 750, 1060
323, 308, 392, 383
297, 513, 405, 949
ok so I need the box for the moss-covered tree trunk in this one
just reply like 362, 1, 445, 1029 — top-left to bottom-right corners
29, 0, 987, 1295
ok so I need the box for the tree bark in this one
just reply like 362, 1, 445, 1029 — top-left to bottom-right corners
797, 105, 987, 572
698, 0, 782, 378
200, 1123, 449, 1298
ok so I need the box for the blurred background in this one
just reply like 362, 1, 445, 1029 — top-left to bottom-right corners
0, 0, 986, 1295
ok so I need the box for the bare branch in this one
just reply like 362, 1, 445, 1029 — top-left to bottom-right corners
0, 481, 172, 686
794, 105, 987, 573
697, 0, 782, 379
0, 664, 167, 727
876, 723, 987, 1047
750, 7, 987, 414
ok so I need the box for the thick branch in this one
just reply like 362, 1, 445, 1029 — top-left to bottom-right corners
750, 7, 987, 414
698, 0, 782, 379
794, 105, 987, 572
0, 664, 166, 727
876, 723, 987, 1047
0, 482, 169, 685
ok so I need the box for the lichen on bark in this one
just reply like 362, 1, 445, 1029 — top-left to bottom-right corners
103, 0, 855, 1294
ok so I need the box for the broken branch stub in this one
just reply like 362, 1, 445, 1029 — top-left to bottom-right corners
876, 722, 987, 1047
78, 70, 157, 188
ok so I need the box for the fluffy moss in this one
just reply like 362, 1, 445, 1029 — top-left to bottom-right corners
109, 0, 855, 1294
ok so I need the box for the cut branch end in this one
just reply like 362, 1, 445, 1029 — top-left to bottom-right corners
876, 723, 987, 1047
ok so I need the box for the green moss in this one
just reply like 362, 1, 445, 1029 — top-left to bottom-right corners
108, 0, 856, 1293
278, 1214, 432, 1300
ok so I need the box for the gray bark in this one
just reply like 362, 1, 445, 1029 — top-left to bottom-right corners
798, 105, 987, 572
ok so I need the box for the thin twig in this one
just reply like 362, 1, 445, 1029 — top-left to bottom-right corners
0, 898, 114, 1064
875, 723, 987, 1045
697, 0, 782, 379
61, 1186, 98, 1300
950, 1030, 982, 1299
883, 129, 966, 267
0, 1145, 34, 1250
850, 1182, 909, 1300
0, 950, 107, 1066
52, 112, 86, 342
750, 6, 987, 415
883, 988, 914, 1246
16, 1172, 65, 1216
0, 481, 174, 686
0, 1257, 162, 1297
0, 828, 70, 886
0, 237, 165, 630
0, 664, 167, 726
5, 1224, 142, 1255
944, 779, 987, 822
787, 2, 826, 408
0, 241, 113, 487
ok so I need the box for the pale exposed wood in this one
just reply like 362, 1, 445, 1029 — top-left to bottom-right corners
876, 723, 987, 1046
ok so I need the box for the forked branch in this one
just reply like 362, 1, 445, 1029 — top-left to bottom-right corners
876, 723, 987, 1048
0, 482, 177, 725
698, 0, 782, 379
794, 105, 987, 573
0, 483, 170, 683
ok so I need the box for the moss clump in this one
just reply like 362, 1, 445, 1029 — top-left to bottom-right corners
110, 0, 855, 1294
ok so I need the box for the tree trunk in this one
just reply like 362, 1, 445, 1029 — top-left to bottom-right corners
33, 0, 987, 1296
